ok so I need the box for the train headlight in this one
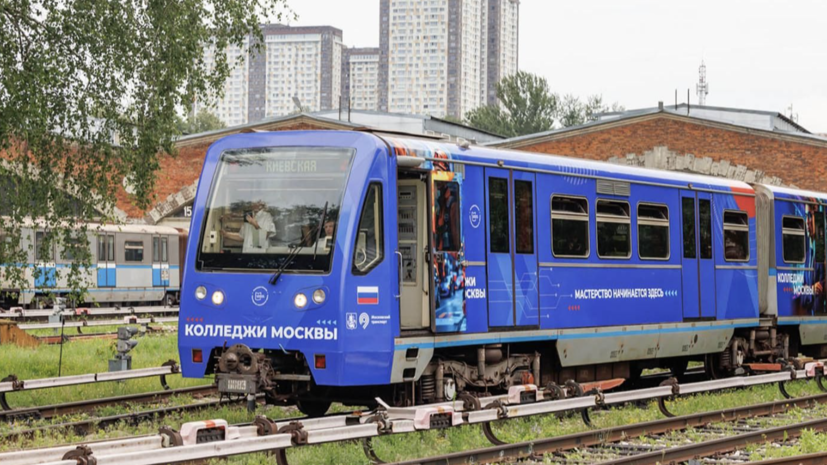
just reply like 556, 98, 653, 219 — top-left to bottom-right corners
211, 290, 225, 306
195, 286, 207, 300
294, 293, 308, 309
312, 289, 326, 304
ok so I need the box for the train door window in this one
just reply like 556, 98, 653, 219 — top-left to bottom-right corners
434, 181, 460, 252
816, 212, 825, 263
638, 203, 669, 260
489, 177, 509, 253
682, 198, 696, 259
782, 216, 806, 264
353, 183, 384, 274
550, 196, 588, 258
161, 237, 169, 262
596, 199, 631, 259
35, 231, 53, 261
723, 210, 749, 262
152, 237, 160, 262
698, 199, 712, 259
514, 180, 534, 254
124, 240, 144, 262
107, 235, 115, 261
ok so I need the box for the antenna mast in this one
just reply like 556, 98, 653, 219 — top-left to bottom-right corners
696, 60, 709, 106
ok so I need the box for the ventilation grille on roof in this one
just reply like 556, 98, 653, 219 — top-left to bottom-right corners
596, 179, 631, 196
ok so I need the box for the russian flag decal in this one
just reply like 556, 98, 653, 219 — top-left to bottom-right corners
357, 286, 379, 305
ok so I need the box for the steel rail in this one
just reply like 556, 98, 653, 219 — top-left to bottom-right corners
3, 367, 823, 465
748, 452, 827, 465
598, 415, 827, 464
389, 393, 827, 465
0, 306, 179, 319
0, 385, 216, 422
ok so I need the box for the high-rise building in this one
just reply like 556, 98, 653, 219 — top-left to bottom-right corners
378, 0, 519, 118
194, 24, 344, 126
341, 48, 381, 111
487, 0, 520, 105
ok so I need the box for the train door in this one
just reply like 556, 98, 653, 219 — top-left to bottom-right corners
485, 168, 539, 328
34, 231, 56, 289
398, 178, 430, 330
97, 234, 115, 288
152, 236, 170, 288
680, 191, 716, 319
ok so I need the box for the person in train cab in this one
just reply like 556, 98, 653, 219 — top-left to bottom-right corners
324, 219, 336, 238
220, 200, 276, 253
724, 236, 744, 261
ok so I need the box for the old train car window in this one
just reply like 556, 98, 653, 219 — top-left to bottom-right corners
35, 231, 53, 261
515, 181, 534, 254
782, 216, 806, 264
124, 240, 144, 262
596, 199, 631, 259
551, 196, 588, 258
682, 198, 696, 259
152, 237, 160, 262
62, 236, 88, 261
723, 210, 749, 262
489, 178, 509, 253
353, 183, 384, 274
699, 199, 712, 259
162, 237, 169, 262
638, 203, 669, 260
434, 181, 460, 252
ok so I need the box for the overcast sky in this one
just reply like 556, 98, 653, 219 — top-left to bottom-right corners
290, 0, 827, 133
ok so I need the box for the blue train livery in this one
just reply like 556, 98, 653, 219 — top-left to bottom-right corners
178, 130, 827, 414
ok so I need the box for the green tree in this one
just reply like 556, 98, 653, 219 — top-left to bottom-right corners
177, 110, 227, 135
558, 94, 626, 127
465, 71, 558, 138
0, 1, 290, 304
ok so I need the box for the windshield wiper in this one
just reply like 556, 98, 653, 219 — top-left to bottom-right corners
269, 201, 329, 286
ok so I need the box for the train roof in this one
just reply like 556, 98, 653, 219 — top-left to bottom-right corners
380, 134, 754, 193
753, 184, 827, 202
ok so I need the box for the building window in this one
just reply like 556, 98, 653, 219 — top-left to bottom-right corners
124, 240, 144, 262
596, 199, 631, 259
551, 196, 588, 258
723, 210, 749, 262
353, 183, 384, 274
782, 216, 806, 264
638, 203, 669, 260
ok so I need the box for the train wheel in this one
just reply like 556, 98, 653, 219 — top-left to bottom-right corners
162, 293, 175, 307
296, 399, 331, 417
705, 353, 723, 380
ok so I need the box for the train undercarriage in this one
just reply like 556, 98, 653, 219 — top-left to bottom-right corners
211, 318, 823, 416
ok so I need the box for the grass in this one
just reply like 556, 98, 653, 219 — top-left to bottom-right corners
4, 335, 827, 463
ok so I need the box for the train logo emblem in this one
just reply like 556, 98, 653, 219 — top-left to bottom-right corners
346, 313, 357, 330
469, 205, 481, 228
251, 286, 269, 307
359, 312, 370, 329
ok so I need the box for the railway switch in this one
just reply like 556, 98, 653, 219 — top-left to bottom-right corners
109, 326, 140, 371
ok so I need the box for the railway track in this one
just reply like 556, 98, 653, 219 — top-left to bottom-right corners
2, 366, 823, 465
393, 392, 827, 464
0, 305, 179, 324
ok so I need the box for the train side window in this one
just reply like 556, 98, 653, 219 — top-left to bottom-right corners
124, 240, 144, 262
353, 183, 384, 274
434, 181, 460, 252
782, 216, 806, 264
723, 210, 749, 262
35, 231, 53, 262
488, 177, 509, 253
638, 203, 669, 260
62, 235, 88, 261
550, 196, 588, 258
514, 180, 534, 254
596, 199, 631, 259
699, 199, 712, 259
682, 198, 696, 259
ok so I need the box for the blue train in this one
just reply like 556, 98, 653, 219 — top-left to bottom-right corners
179, 130, 827, 415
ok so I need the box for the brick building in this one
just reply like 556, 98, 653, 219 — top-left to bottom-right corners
488, 104, 827, 191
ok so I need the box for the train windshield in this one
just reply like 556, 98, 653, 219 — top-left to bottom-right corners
197, 147, 354, 273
